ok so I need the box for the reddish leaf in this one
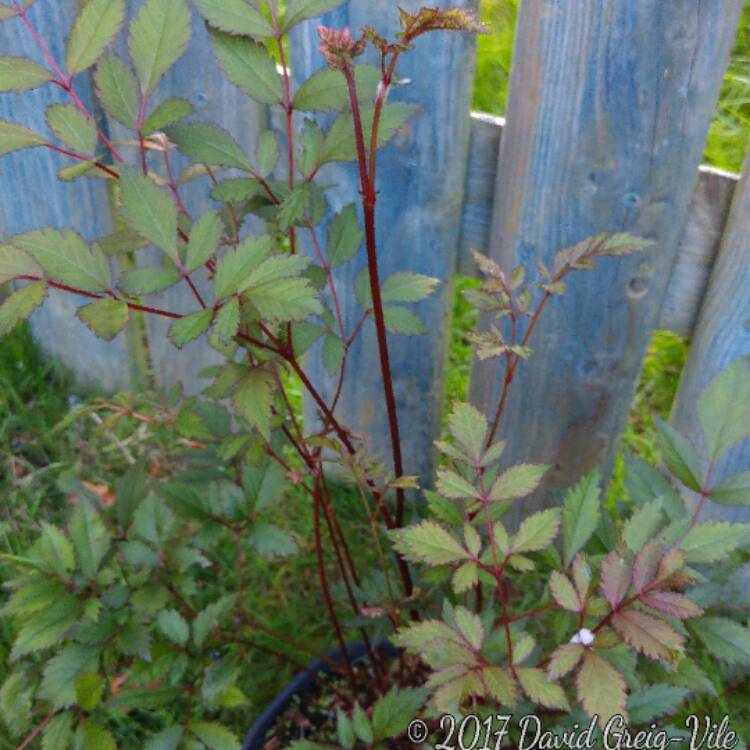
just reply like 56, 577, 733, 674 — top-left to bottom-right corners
547, 643, 585, 680
641, 591, 703, 620
611, 609, 685, 662
632, 539, 662, 593
600, 551, 632, 608
576, 651, 627, 724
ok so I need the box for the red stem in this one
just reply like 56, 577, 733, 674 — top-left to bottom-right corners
44, 143, 119, 179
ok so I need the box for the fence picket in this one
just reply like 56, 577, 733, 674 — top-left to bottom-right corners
468, 0, 744, 525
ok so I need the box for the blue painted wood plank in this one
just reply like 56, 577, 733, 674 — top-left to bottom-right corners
467, 0, 744, 524
290, 0, 479, 482
0, 0, 133, 391
671, 146, 750, 524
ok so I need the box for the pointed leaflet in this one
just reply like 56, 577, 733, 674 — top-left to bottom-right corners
0, 120, 46, 156
547, 644, 585, 680
42, 713, 75, 749
38, 523, 75, 575
611, 610, 685, 661
327, 204, 362, 267
381, 272, 439, 303
120, 267, 181, 295
166, 122, 252, 171
169, 309, 213, 348
157, 609, 189, 646
193, 0, 273, 39
214, 236, 272, 299
77, 297, 129, 341
68, 502, 110, 579
710, 471, 750, 505
0, 245, 42, 284
627, 685, 690, 725
384, 306, 426, 335
562, 469, 601, 566
186, 211, 222, 272
257, 130, 279, 176
576, 651, 627, 724
600, 551, 632, 608
655, 417, 703, 492
512, 509, 560, 553
233, 370, 275, 440
622, 497, 664, 553
490, 464, 549, 502
0, 56, 52, 92
294, 64, 381, 112
435, 469, 479, 500
690, 617, 750, 666
46, 104, 97, 155
143, 98, 192, 134
391, 521, 470, 566
0, 281, 46, 336
95, 54, 140, 129
190, 721, 241, 750
66, 0, 125, 75
129, 0, 191, 95
517, 668, 569, 711
282, 0, 345, 31
209, 29, 282, 105
144, 726, 184, 750
119, 168, 179, 263
549, 571, 581, 612
447, 401, 488, 464
679, 521, 750, 563
640, 591, 702, 620
698, 358, 750, 461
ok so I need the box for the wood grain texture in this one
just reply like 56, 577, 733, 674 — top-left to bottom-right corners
457, 115, 739, 338
671, 148, 750, 524
290, 0, 479, 481
468, 0, 743, 525
0, 1, 133, 392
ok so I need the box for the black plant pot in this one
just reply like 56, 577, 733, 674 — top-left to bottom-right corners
242, 640, 398, 750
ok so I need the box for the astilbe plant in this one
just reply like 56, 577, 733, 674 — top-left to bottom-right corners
0, 0, 749, 748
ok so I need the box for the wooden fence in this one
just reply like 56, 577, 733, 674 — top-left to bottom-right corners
1, 0, 748, 526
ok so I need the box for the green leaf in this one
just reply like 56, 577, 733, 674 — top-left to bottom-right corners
282, 0, 344, 31
145, 726, 184, 750
66, 0, 125, 75
547, 643, 584, 680
233, 369, 275, 439
383, 306, 426, 335
0, 280, 46, 337
74, 719, 116, 750
209, 29, 282, 105
549, 571, 580, 612
94, 54, 139, 128
627, 685, 690, 724
11, 597, 81, 659
42, 713, 75, 750
120, 266, 181, 295
611, 609, 684, 661
322, 333, 344, 375
321, 103, 420, 164
435, 469, 478, 500
381, 272, 439, 303
187, 211, 222, 272
447, 401, 488, 463
623, 497, 664, 553
625, 454, 685, 521
0, 672, 32, 735
192, 595, 235, 648
214, 235, 271, 299
248, 523, 298, 558
327, 204, 362, 267
128, 0, 191, 95
211, 177, 261, 202
352, 703, 374, 744
0, 56, 52, 92
68, 502, 110, 579
190, 721, 241, 750
77, 297, 129, 341
75, 673, 103, 711
680, 521, 750, 563
698, 358, 750, 462
691, 617, 750, 666
170, 309, 213, 348
710, 470, 750, 505
246, 276, 322, 323
336, 709, 355, 750
294, 64, 381, 112
214, 297, 239, 341
0, 244, 42, 284
167, 121, 252, 171
157, 609, 189, 646
512, 509, 560, 553
277, 184, 310, 231
390, 521, 470, 565
576, 650, 627, 724
39, 522, 75, 575
257, 130, 279, 176
142, 97, 193, 134
490, 464, 549, 502
193, 0, 273, 39
517, 668, 569, 711
13, 229, 110, 292
655, 417, 703, 492
0, 119, 46, 155
120, 168, 179, 263
562, 469, 601, 566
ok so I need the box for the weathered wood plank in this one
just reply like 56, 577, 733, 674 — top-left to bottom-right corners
290, 0, 479, 481
0, 1, 133, 391
468, 0, 743, 524
457, 114, 739, 337
670, 147, 750, 524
